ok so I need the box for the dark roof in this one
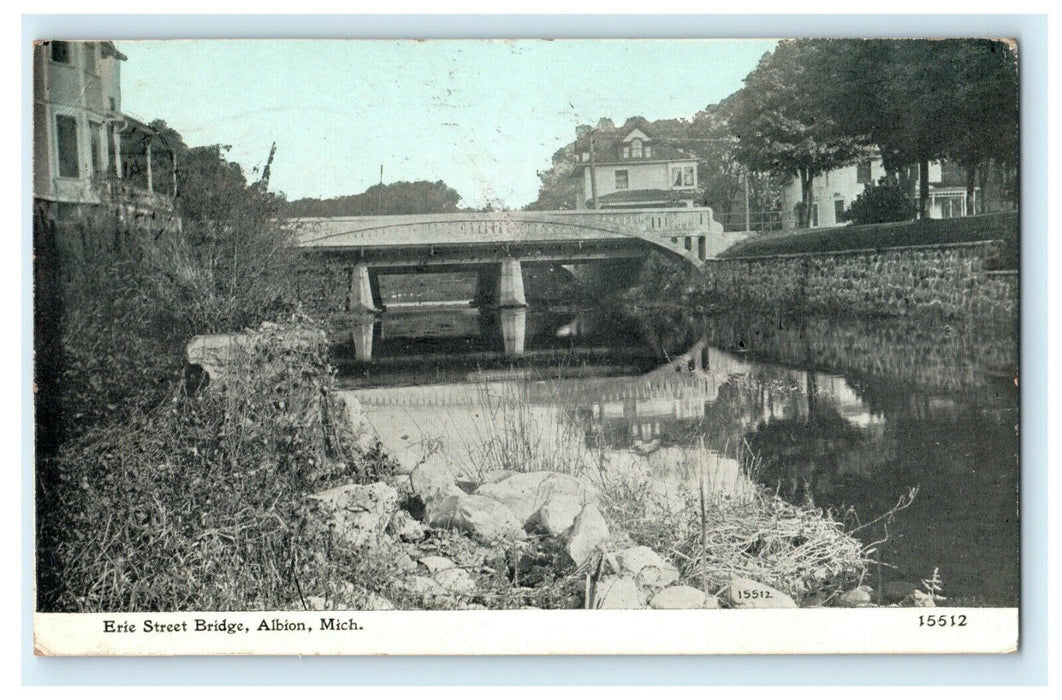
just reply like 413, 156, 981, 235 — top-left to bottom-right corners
574, 116, 694, 166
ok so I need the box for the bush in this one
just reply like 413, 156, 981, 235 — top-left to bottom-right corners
38, 318, 391, 612
840, 177, 917, 225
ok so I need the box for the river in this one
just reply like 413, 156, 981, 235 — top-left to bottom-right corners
334, 302, 1019, 607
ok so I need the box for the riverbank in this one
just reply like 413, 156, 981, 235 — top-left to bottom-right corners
700, 212, 1018, 322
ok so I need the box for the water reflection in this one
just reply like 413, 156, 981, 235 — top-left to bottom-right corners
337, 306, 1018, 606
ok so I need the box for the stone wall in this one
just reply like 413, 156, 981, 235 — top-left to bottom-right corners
704, 240, 1018, 322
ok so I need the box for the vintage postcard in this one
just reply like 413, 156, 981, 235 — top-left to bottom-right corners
31, 38, 1020, 656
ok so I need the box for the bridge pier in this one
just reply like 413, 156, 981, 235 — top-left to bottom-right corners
472, 264, 501, 307
498, 258, 527, 308
500, 307, 527, 357
349, 263, 381, 314
351, 317, 375, 362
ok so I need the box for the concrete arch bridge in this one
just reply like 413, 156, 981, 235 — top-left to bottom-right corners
296, 208, 745, 312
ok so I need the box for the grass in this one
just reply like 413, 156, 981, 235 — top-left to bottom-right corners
717, 211, 1017, 261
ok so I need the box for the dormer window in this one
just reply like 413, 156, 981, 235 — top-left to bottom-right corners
580, 152, 588, 162
622, 145, 630, 159
631, 139, 643, 158
644, 144, 652, 158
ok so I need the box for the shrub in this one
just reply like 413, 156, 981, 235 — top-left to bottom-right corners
38, 318, 391, 612
839, 177, 917, 225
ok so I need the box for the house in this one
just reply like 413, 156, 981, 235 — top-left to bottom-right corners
572, 118, 700, 210
33, 40, 177, 229
778, 156, 1012, 231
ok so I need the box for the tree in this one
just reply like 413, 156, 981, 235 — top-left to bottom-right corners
809, 39, 1019, 218
286, 180, 462, 217
727, 40, 869, 229
840, 175, 917, 225
524, 143, 580, 210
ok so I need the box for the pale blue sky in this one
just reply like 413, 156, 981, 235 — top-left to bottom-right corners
120, 39, 776, 209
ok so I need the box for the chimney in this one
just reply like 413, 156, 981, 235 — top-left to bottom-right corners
575, 124, 591, 139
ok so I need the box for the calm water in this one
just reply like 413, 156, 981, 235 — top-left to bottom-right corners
335, 303, 1019, 607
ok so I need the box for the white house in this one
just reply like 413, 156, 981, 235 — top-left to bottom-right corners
33, 40, 176, 225
572, 118, 700, 209
779, 157, 976, 231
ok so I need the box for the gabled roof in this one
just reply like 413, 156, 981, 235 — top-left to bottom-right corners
573, 116, 694, 166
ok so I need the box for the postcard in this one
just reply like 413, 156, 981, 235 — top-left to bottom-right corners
31, 37, 1020, 656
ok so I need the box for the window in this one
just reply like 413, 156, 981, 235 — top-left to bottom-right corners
644, 144, 652, 158
84, 43, 98, 74
89, 121, 103, 175
622, 146, 630, 159
834, 199, 845, 223
856, 160, 873, 184
631, 139, 643, 158
50, 41, 71, 64
580, 152, 588, 162
614, 170, 629, 190
672, 166, 694, 188
55, 114, 79, 178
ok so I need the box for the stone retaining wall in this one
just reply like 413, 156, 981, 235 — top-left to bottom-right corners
704, 240, 1018, 321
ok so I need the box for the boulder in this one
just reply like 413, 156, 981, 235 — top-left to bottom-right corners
363, 593, 395, 611
605, 546, 679, 588
649, 585, 709, 610
474, 471, 599, 526
410, 456, 465, 503
480, 470, 517, 485
838, 587, 873, 608
185, 332, 247, 383
433, 567, 476, 595
304, 481, 398, 548
527, 492, 583, 537
388, 510, 427, 542
901, 589, 937, 608
427, 494, 526, 544
418, 555, 458, 575
728, 577, 797, 609
564, 503, 610, 568
593, 576, 645, 609
883, 580, 920, 603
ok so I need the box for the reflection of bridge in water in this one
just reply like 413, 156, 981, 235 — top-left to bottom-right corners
353, 338, 880, 446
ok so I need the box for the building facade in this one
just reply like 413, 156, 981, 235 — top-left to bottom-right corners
779, 157, 981, 231
572, 118, 700, 209
33, 40, 177, 227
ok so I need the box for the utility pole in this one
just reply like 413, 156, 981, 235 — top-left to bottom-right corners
376, 163, 384, 215
588, 130, 600, 210
744, 169, 751, 232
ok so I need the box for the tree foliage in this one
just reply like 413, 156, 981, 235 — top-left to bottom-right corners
840, 175, 917, 225
286, 180, 463, 217
726, 40, 870, 228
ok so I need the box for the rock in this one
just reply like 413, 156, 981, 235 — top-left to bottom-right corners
728, 578, 797, 609
433, 567, 476, 595
418, 555, 457, 575
593, 576, 645, 609
474, 471, 599, 526
304, 481, 398, 548
363, 593, 394, 611
527, 492, 584, 537
481, 470, 517, 485
605, 546, 679, 588
838, 587, 873, 608
409, 456, 465, 503
427, 494, 526, 544
884, 580, 920, 603
304, 595, 328, 611
185, 332, 247, 383
649, 585, 709, 609
901, 589, 937, 608
388, 510, 427, 542
564, 503, 610, 567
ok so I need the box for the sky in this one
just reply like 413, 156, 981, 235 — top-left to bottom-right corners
120, 39, 777, 209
